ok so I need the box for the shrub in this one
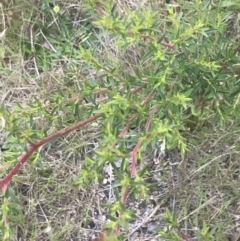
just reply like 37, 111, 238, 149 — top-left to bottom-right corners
0, 0, 239, 240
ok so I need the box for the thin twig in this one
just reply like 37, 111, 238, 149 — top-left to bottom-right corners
128, 204, 161, 236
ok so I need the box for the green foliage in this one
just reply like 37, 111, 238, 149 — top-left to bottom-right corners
221, 0, 240, 10
0, 0, 240, 240
158, 209, 182, 240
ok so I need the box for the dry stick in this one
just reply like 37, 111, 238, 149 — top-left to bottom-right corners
0, 114, 102, 190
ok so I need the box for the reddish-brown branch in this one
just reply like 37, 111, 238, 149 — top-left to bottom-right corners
0, 164, 10, 171
177, 227, 190, 241
160, 41, 174, 49
42, 88, 110, 109
121, 186, 129, 205
118, 113, 138, 137
119, 88, 155, 138
131, 139, 143, 175
130, 105, 158, 175
42, 83, 146, 110
141, 89, 155, 105
0, 114, 102, 190
113, 185, 130, 236
132, 83, 148, 94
